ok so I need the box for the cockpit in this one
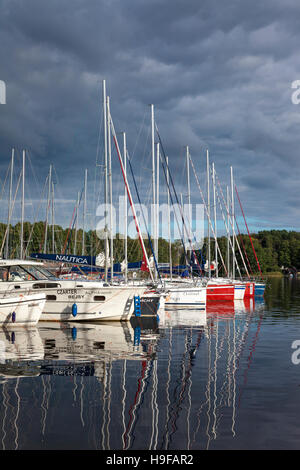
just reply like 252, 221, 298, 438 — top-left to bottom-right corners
0, 264, 58, 282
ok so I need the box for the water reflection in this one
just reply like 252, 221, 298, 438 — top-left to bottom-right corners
0, 296, 268, 450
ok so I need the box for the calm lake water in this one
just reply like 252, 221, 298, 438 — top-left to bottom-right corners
0, 277, 300, 450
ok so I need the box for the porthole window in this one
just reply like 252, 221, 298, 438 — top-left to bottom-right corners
46, 295, 57, 301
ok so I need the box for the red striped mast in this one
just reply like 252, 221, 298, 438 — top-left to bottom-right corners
109, 112, 154, 282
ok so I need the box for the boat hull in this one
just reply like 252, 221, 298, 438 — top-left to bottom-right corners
244, 282, 255, 298
0, 293, 45, 326
164, 287, 206, 309
234, 284, 246, 300
0, 281, 147, 321
255, 283, 266, 297
40, 286, 147, 321
206, 283, 235, 302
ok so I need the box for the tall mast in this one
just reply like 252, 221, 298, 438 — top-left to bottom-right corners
109, 115, 154, 282
44, 164, 52, 253
151, 104, 157, 279
123, 132, 128, 284
20, 150, 25, 259
52, 181, 55, 253
227, 186, 230, 277
82, 168, 87, 255
156, 141, 160, 277
180, 192, 187, 268
186, 146, 192, 228
166, 156, 172, 280
5, 148, 14, 259
207, 149, 211, 278
107, 96, 114, 281
74, 190, 80, 254
102, 79, 109, 282
186, 146, 192, 269
212, 162, 218, 277
231, 166, 235, 279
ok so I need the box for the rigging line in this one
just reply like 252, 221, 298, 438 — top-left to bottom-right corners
64, 188, 84, 255
189, 153, 228, 276
155, 125, 204, 274
212, 171, 243, 279
214, 170, 250, 277
235, 184, 263, 279
138, 125, 151, 191
0, 161, 12, 239
109, 113, 154, 281
182, 150, 207, 270
24, 174, 49, 257
0, 161, 10, 204
0, 169, 22, 257
131, 106, 148, 161
210, 166, 249, 279
25, 149, 43, 189
127, 161, 152, 258
25, 150, 45, 222
234, 214, 254, 276
127, 106, 149, 203
38, 173, 51, 253
125, 169, 153, 266
127, 152, 162, 282
51, 164, 74, 241
155, 127, 203, 275
62, 193, 82, 255
158, 152, 191, 270
93, 85, 104, 212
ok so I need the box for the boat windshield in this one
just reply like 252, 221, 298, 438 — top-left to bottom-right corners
0, 265, 44, 281
20, 265, 49, 280
34, 265, 58, 280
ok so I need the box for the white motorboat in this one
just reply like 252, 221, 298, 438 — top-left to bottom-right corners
0, 260, 146, 322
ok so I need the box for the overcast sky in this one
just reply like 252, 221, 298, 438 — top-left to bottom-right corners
0, 0, 300, 236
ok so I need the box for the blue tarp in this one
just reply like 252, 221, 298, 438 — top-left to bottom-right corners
30, 253, 203, 276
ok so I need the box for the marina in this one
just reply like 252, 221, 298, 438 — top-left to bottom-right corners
0, 75, 275, 453
0, 277, 299, 450
1, 0, 300, 453
0, 74, 272, 453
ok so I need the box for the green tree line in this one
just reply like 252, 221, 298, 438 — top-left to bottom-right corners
0, 222, 297, 274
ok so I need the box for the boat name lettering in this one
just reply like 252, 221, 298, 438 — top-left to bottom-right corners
57, 289, 77, 295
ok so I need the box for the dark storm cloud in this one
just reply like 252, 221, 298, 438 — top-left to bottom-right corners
0, 0, 300, 231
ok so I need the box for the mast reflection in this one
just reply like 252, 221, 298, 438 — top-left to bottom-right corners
0, 297, 265, 450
